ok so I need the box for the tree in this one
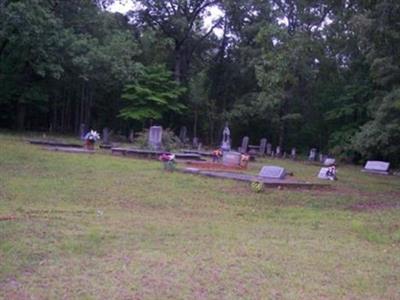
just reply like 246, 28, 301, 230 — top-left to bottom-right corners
351, 0, 400, 163
119, 65, 186, 126
0, 0, 66, 129
134, 0, 223, 82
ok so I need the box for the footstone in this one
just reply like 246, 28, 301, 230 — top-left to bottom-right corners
259, 166, 286, 179
362, 161, 390, 175
222, 151, 241, 166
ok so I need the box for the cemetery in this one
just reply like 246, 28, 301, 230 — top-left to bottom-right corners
1, 128, 400, 298
1, 0, 400, 298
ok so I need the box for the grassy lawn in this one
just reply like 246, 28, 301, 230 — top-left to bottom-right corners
1, 132, 399, 299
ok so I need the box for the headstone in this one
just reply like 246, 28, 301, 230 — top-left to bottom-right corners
362, 161, 390, 175
259, 138, 267, 155
221, 123, 231, 151
193, 137, 199, 149
102, 127, 110, 145
148, 126, 163, 150
248, 149, 257, 161
128, 129, 134, 143
318, 167, 331, 180
276, 146, 281, 157
79, 123, 86, 139
324, 158, 336, 166
319, 153, 325, 163
240, 136, 249, 153
266, 143, 272, 155
291, 148, 296, 160
309, 148, 317, 161
179, 126, 187, 144
197, 142, 203, 151
222, 151, 241, 166
282, 152, 287, 159
259, 166, 286, 179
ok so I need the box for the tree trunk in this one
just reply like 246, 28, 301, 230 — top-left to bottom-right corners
16, 99, 26, 130
80, 82, 85, 127
174, 46, 182, 83
193, 107, 198, 139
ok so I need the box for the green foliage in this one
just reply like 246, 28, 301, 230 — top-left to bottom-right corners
119, 65, 186, 123
1, 0, 400, 164
349, 1, 400, 164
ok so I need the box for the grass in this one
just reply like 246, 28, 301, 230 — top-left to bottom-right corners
0, 132, 399, 299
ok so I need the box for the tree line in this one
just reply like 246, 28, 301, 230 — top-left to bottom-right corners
1, 0, 399, 164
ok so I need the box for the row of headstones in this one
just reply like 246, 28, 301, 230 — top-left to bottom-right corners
87, 124, 392, 176
308, 148, 335, 164
253, 160, 391, 181
85, 125, 159, 148
239, 136, 297, 158
100, 125, 200, 150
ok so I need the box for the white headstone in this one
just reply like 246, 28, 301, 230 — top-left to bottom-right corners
259, 166, 286, 179
148, 126, 163, 150
276, 146, 281, 156
222, 151, 241, 166
309, 148, 317, 161
318, 167, 331, 180
324, 158, 336, 166
363, 161, 390, 174
221, 124, 231, 151
291, 148, 296, 160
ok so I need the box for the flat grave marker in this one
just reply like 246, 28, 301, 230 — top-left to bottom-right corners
259, 165, 286, 179
362, 161, 390, 175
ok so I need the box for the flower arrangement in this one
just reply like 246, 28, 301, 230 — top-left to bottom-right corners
84, 130, 100, 150
159, 153, 176, 171
240, 154, 250, 168
251, 181, 264, 193
212, 149, 222, 162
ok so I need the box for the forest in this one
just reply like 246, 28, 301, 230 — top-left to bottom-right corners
0, 0, 399, 164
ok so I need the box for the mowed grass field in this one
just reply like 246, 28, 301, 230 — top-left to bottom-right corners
1, 133, 400, 299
